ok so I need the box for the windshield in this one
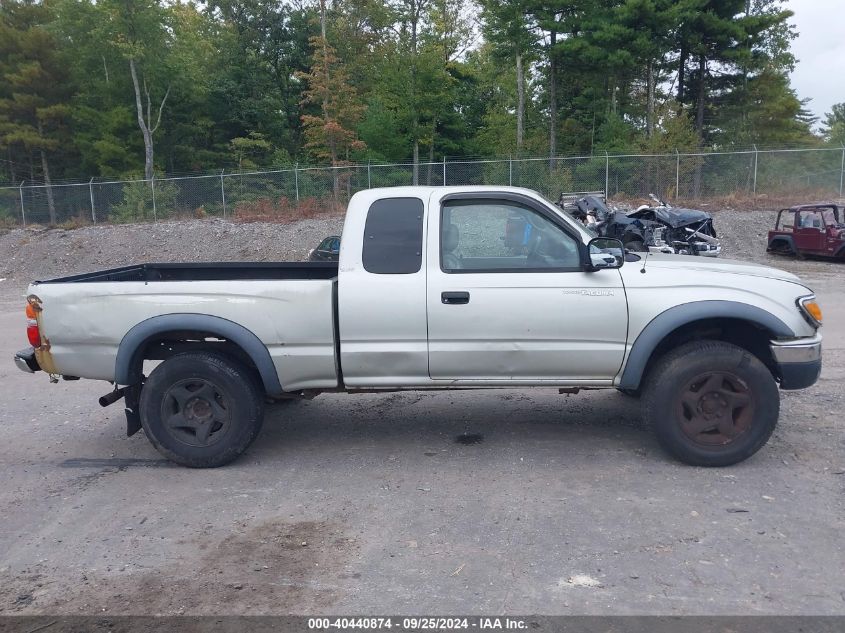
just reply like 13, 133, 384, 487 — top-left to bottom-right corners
536, 193, 598, 239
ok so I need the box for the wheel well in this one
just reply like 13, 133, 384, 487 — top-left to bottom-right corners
640, 318, 779, 384
768, 237, 793, 251
133, 330, 265, 394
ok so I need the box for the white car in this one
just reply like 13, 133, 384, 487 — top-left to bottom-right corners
14, 186, 822, 468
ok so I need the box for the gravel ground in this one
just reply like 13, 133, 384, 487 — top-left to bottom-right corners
0, 287, 843, 616
0, 215, 345, 291
0, 205, 839, 292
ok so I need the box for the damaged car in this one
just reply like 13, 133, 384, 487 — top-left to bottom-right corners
557, 193, 721, 257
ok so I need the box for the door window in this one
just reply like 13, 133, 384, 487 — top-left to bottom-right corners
798, 211, 823, 229
441, 199, 581, 272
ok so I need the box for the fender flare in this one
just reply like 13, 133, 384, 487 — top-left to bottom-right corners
767, 235, 795, 252
114, 313, 283, 395
617, 301, 795, 390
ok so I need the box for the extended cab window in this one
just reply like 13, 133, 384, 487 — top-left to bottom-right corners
363, 198, 424, 274
441, 199, 580, 272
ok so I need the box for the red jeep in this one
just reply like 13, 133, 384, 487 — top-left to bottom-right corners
767, 203, 845, 260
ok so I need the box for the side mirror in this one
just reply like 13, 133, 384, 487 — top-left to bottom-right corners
587, 237, 624, 271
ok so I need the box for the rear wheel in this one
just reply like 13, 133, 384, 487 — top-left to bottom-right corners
139, 351, 265, 467
642, 340, 779, 466
768, 239, 795, 256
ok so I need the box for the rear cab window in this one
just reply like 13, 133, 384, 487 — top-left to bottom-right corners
362, 198, 424, 274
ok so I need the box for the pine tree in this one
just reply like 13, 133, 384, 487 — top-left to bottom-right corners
821, 104, 845, 146
0, 0, 73, 224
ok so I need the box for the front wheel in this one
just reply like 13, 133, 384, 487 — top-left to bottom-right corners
642, 340, 779, 466
139, 352, 265, 467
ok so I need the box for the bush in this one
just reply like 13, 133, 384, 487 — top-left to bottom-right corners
233, 196, 342, 223
110, 179, 180, 223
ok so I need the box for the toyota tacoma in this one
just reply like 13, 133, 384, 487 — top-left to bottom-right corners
14, 186, 822, 468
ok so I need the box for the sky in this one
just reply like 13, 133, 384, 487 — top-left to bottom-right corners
785, 0, 845, 125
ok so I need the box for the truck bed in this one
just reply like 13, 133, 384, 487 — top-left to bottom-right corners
34, 261, 339, 284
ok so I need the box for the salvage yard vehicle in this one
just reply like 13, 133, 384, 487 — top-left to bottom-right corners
308, 235, 341, 262
559, 193, 721, 257
767, 203, 845, 260
14, 186, 822, 468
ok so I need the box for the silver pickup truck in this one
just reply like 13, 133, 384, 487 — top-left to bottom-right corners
14, 186, 822, 468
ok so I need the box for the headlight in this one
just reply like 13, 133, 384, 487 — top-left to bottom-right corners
797, 295, 822, 327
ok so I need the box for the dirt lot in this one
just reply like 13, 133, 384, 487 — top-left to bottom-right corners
0, 209, 843, 615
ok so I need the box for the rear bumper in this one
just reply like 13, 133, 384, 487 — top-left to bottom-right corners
14, 347, 41, 374
770, 335, 821, 390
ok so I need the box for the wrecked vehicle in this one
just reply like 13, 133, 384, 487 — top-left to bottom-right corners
308, 235, 341, 262
767, 203, 845, 260
558, 193, 721, 257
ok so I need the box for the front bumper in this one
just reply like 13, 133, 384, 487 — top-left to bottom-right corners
14, 347, 41, 374
770, 334, 821, 390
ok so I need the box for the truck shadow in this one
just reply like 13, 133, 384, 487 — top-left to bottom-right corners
253, 389, 657, 463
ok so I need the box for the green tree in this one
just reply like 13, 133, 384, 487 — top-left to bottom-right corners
821, 103, 845, 146
99, 0, 174, 180
206, 0, 317, 163
0, 0, 74, 224
479, 0, 537, 153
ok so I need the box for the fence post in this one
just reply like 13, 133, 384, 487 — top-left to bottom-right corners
220, 169, 227, 218
367, 161, 371, 189
752, 145, 759, 195
294, 163, 300, 201
89, 177, 96, 223
150, 176, 158, 222
19, 181, 26, 227
509, 155, 513, 186
604, 151, 609, 198
675, 150, 680, 198
442, 156, 447, 186
839, 145, 844, 198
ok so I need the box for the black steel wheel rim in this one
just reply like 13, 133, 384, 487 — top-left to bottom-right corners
160, 378, 232, 447
673, 371, 755, 447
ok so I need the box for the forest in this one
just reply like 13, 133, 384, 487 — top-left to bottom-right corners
2, 0, 845, 192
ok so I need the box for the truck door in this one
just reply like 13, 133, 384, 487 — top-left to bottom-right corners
794, 210, 826, 252
426, 192, 628, 382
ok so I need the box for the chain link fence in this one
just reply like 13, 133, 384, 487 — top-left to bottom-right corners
1, 147, 844, 227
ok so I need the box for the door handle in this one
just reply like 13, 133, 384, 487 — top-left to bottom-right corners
442, 291, 470, 305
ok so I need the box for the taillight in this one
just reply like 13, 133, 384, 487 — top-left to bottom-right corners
26, 299, 41, 347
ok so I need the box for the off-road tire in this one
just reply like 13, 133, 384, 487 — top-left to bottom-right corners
642, 340, 779, 466
767, 239, 795, 256
140, 352, 265, 468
